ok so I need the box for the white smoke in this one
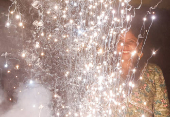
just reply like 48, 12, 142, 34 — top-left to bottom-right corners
0, 89, 5, 104
1, 83, 53, 117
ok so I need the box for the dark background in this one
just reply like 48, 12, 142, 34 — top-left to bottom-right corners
0, 0, 170, 109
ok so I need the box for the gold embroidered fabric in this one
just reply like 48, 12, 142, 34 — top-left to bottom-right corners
81, 63, 170, 117
127, 63, 170, 117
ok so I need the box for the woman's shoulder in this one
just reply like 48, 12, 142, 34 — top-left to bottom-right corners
141, 63, 164, 82
145, 63, 163, 73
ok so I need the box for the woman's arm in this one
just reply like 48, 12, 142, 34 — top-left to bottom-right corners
153, 66, 170, 117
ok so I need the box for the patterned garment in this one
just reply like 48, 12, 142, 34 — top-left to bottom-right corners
81, 63, 170, 117
127, 63, 170, 117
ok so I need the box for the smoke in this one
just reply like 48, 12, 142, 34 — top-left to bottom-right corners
0, 89, 5, 104
1, 83, 53, 117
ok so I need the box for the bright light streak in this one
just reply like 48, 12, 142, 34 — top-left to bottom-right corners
143, 17, 147, 21
54, 5, 58, 9
41, 52, 45, 56
152, 15, 156, 20
41, 32, 44, 36
16, 15, 20, 19
152, 51, 156, 55
30, 80, 33, 84
16, 65, 19, 69
22, 53, 26, 58
70, 19, 73, 23
4, 64, 8, 68
6, 22, 10, 27
19, 22, 23, 26
131, 50, 136, 56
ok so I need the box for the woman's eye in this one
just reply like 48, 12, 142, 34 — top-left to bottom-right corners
129, 40, 135, 43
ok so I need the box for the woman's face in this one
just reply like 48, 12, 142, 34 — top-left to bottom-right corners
117, 31, 138, 61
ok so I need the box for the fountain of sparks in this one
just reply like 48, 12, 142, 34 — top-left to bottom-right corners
5, 0, 161, 116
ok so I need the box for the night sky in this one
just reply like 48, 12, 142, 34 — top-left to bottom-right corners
0, 0, 170, 112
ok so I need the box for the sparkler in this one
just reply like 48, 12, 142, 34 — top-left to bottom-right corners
4, 0, 163, 116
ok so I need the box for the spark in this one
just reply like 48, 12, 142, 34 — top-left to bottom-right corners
6, 22, 10, 27
16, 15, 20, 19
16, 65, 19, 69
19, 22, 23, 26
143, 17, 147, 21
131, 50, 137, 56
41, 52, 44, 56
4, 64, 8, 68
41, 32, 44, 36
30, 80, 33, 84
10, 11, 14, 14
22, 53, 26, 58
152, 51, 156, 55
54, 5, 58, 10
5, 0, 162, 116
152, 15, 156, 20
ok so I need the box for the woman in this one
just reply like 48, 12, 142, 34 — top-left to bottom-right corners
116, 31, 170, 116
81, 30, 170, 117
